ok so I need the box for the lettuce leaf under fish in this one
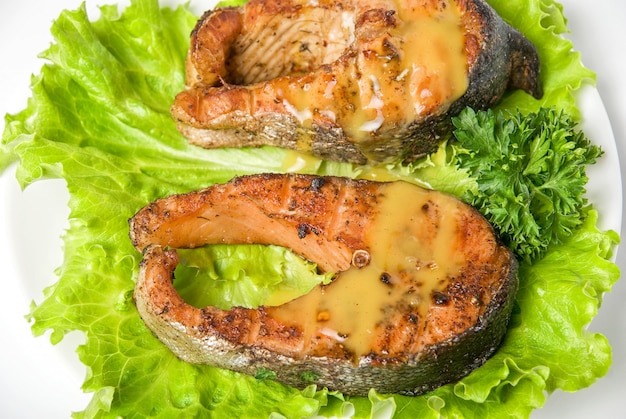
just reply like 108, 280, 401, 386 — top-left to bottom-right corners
0, 0, 619, 418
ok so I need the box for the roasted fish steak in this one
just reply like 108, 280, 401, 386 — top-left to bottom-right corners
171, 0, 542, 164
130, 174, 519, 395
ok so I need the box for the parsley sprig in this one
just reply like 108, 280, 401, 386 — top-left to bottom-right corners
452, 107, 603, 263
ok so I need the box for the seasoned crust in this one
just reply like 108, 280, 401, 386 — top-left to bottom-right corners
171, 0, 542, 164
131, 174, 519, 395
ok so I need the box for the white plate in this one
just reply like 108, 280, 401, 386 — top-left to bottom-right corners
0, 1, 624, 418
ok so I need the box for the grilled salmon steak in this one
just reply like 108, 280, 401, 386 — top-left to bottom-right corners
130, 174, 518, 396
171, 0, 542, 164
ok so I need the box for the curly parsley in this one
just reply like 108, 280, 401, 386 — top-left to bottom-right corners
452, 107, 603, 263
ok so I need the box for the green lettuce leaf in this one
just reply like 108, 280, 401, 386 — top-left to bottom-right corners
488, 0, 596, 117
0, 0, 619, 418
175, 245, 333, 309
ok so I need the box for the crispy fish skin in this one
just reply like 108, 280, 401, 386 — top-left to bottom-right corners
130, 174, 518, 396
171, 0, 542, 164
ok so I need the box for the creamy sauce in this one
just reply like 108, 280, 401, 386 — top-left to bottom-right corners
281, 150, 324, 172
397, 1, 469, 117
270, 181, 465, 358
277, 0, 468, 143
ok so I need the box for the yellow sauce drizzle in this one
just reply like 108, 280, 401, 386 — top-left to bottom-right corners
397, 0, 469, 116
276, 0, 468, 145
270, 181, 466, 358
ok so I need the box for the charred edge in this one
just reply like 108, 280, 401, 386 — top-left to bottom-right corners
380, 272, 392, 286
506, 31, 543, 99
297, 223, 308, 238
431, 290, 450, 305
309, 176, 326, 192
297, 223, 320, 239
421, 201, 433, 212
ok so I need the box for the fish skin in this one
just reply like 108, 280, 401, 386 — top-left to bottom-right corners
130, 174, 518, 396
171, 0, 542, 164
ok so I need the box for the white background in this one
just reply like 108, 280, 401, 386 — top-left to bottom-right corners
0, 0, 624, 417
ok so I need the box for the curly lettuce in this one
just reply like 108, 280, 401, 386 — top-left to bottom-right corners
0, 0, 619, 418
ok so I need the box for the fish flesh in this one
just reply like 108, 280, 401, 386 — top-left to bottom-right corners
171, 0, 542, 164
131, 174, 518, 395
130, 174, 518, 395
